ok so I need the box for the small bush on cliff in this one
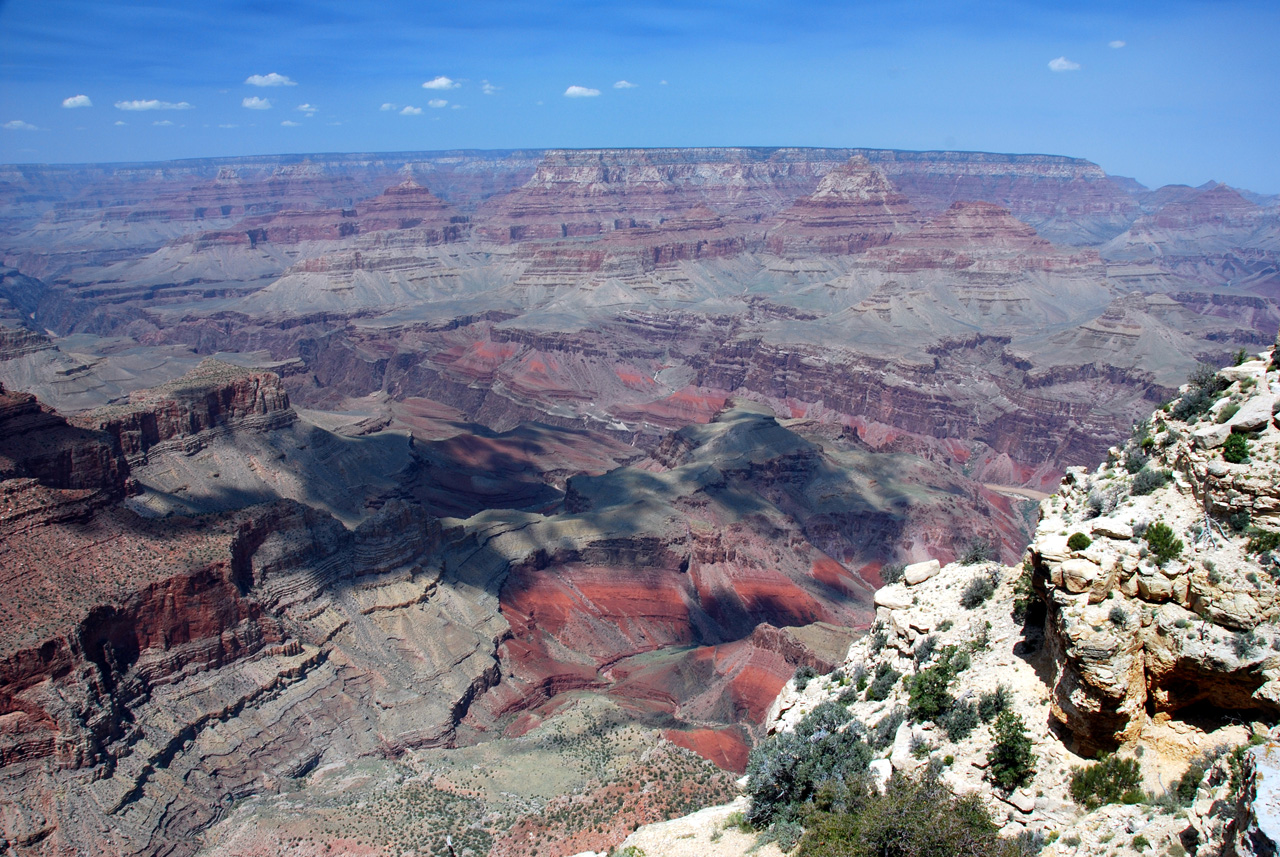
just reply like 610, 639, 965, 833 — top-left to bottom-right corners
1067, 532, 1092, 551
1217, 403, 1241, 424
941, 699, 980, 742
1232, 630, 1261, 659
1068, 754, 1144, 809
870, 708, 907, 750
960, 539, 994, 565
880, 562, 905, 585
1247, 528, 1280, 555
906, 646, 969, 722
1124, 448, 1150, 474
961, 575, 995, 609
1131, 468, 1169, 496
1145, 521, 1183, 566
1222, 433, 1249, 464
1175, 763, 1206, 805
978, 685, 1012, 722
866, 662, 900, 702
986, 711, 1036, 791
794, 665, 818, 691
796, 769, 1021, 857
1171, 365, 1228, 422
745, 700, 872, 827
914, 633, 939, 667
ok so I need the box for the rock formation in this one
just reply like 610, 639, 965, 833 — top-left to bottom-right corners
1027, 343, 1280, 751
765, 156, 920, 255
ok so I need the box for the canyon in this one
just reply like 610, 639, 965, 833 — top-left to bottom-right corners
0, 146, 1276, 855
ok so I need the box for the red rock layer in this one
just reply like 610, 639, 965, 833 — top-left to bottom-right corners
0, 381, 127, 498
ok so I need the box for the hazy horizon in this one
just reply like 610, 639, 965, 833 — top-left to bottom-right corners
2, 0, 1278, 193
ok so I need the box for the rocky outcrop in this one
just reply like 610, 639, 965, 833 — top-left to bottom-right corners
1028, 341, 1280, 751
72, 360, 295, 465
0, 380, 128, 497
764, 156, 920, 255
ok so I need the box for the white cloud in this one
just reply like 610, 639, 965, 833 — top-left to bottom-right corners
428, 99, 448, 108
296, 103, 318, 116
3, 120, 37, 131
451, 104, 462, 110
245, 73, 296, 87
1048, 56, 1081, 72
380, 102, 398, 111
400, 105, 423, 115
564, 85, 600, 98
422, 76, 460, 90
62, 94, 92, 108
613, 80, 637, 89
218, 123, 237, 128
659, 79, 668, 85
152, 120, 174, 126
114, 120, 127, 126
481, 81, 499, 95
281, 120, 300, 126
115, 99, 193, 111
243, 96, 272, 110
1109, 40, 1126, 48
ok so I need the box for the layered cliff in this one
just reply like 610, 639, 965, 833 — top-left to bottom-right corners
1028, 343, 1280, 751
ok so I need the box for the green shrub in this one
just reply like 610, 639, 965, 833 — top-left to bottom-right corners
796, 770, 1021, 857
941, 699, 979, 742
1246, 528, 1280, 555
1174, 763, 1205, 805
1229, 511, 1251, 532
1145, 521, 1183, 566
761, 820, 804, 851
867, 626, 887, 655
978, 685, 1012, 722
1131, 468, 1169, 496
986, 711, 1036, 791
1108, 605, 1128, 626
1124, 449, 1150, 474
1134, 834, 1151, 850
870, 708, 906, 750
961, 575, 995, 609
1217, 403, 1241, 424
914, 634, 939, 667
1172, 365, 1228, 421
745, 700, 872, 826
1232, 630, 1261, 659
1067, 532, 1092, 551
1222, 433, 1249, 464
1068, 754, 1143, 809
880, 562, 905, 585
906, 646, 969, 722
794, 664, 818, 691
866, 661, 900, 702
960, 539, 994, 565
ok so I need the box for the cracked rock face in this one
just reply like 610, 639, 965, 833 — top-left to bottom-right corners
1030, 339, 1280, 752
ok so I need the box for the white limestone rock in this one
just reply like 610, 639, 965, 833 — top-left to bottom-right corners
903, 559, 941, 586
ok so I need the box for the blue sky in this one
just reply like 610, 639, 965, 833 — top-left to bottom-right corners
1, 0, 1277, 192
